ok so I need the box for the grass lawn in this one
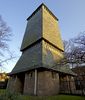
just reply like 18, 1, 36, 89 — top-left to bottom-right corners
0, 89, 85, 100
0, 89, 6, 95
19, 95, 85, 100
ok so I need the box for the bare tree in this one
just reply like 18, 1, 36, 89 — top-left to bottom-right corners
63, 31, 85, 68
0, 16, 11, 47
0, 15, 13, 70
73, 32, 85, 64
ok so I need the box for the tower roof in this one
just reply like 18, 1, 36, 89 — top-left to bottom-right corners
27, 3, 58, 21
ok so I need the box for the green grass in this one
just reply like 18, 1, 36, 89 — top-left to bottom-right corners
0, 89, 6, 95
0, 89, 85, 100
18, 95, 85, 100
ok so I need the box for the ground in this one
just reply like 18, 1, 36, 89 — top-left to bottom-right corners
17, 95, 85, 100
0, 89, 85, 100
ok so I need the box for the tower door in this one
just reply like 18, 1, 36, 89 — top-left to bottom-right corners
17, 73, 25, 94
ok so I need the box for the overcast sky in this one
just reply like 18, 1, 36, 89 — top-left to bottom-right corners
0, 0, 85, 72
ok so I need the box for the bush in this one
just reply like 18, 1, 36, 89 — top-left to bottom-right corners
0, 90, 19, 100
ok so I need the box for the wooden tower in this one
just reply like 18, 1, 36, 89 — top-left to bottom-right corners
7, 4, 76, 96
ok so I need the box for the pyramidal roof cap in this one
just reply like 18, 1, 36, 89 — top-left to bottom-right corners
27, 3, 58, 21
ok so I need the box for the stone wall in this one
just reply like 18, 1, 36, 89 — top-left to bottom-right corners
7, 76, 16, 93
59, 74, 76, 93
37, 70, 59, 96
7, 74, 25, 94
13, 76, 23, 93
7, 70, 76, 95
23, 69, 59, 96
69, 76, 76, 93
24, 71, 35, 95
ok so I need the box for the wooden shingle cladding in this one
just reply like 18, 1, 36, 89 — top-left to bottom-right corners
42, 6, 64, 51
42, 40, 64, 67
11, 3, 74, 76
11, 41, 42, 74
20, 8, 42, 51
11, 40, 75, 76
21, 4, 64, 51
